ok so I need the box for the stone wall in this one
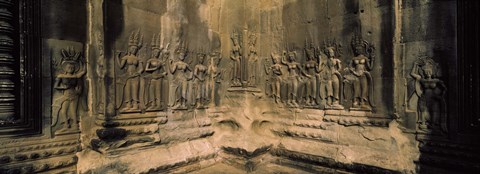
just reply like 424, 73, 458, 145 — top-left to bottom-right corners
1, 0, 477, 174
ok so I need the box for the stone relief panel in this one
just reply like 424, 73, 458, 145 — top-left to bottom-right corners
343, 33, 376, 111
168, 43, 193, 110
320, 39, 344, 110
50, 42, 86, 135
408, 56, 447, 134
83, 0, 424, 172
115, 29, 145, 113
264, 52, 283, 104
144, 34, 168, 111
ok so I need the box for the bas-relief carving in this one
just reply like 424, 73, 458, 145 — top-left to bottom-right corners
145, 34, 168, 111
228, 30, 260, 92
343, 33, 376, 111
116, 29, 145, 113
258, 34, 378, 113
52, 48, 85, 134
265, 52, 283, 104
320, 40, 344, 110
303, 41, 320, 107
281, 50, 311, 108
247, 33, 258, 87
109, 29, 226, 114
230, 31, 242, 87
169, 43, 193, 110
408, 56, 447, 133
207, 52, 222, 107
193, 51, 208, 109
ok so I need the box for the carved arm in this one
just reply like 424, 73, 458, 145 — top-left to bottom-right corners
366, 45, 375, 71
116, 51, 126, 68
281, 52, 288, 65
168, 59, 176, 74
145, 59, 156, 72
298, 64, 312, 78
53, 78, 66, 90
75, 61, 87, 78
410, 62, 422, 80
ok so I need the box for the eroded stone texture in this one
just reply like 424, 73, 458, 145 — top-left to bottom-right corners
1, 0, 474, 174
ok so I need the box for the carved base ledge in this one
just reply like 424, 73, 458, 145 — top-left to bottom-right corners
95, 117, 167, 127
0, 144, 80, 165
272, 128, 335, 144
293, 120, 334, 130
139, 153, 217, 174
221, 145, 272, 159
91, 110, 214, 154
323, 115, 392, 127
270, 147, 401, 174
227, 86, 262, 93
97, 112, 167, 120
159, 127, 214, 144
417, 154, 480, 173
415, 138, 480, 173
0, 154, 77, 173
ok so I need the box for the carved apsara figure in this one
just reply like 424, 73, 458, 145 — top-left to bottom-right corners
116, 29, 145, 112
409, 56, 447, 132
207, 52, 222, 107
264, 52, 284, 104
247, 33, 258, 87
230, 31, 242, 86
303, 42, 320, 106
282, 50, 311, 108
319, 40, 344, 109
193, 51, 208, 109
169, 44, 193, 110
344, 33, 375, 111
145, 34, 168, 111
52, 48, 86, 133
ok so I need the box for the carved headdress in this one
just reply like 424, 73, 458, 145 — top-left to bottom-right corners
231, 30, 241, 46
350, 32, 369, 53
248, 32, 257, 46
61, 47, 81, 65
196, 49, 206, 57
176, 41, 188, 55
151, 33, 161, 50
417, 56, 441, 78
323, 38, 342, 57
304, 39, 316, 59
129, 29, 144, 48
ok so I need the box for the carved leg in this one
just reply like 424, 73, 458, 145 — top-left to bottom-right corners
418, 99, 428, 130
59, 100, 69, 131
69, 98, 79, 130
202, 83, 207, 107
360, 76, 369, 108
305, 80, 312, 105
326, 81, 333, 107
353, 77, 360, 107
148, 80, 156, 110
156, 79, 162, 110
311, 78, 317, 106
131, 78, 140, 110
292, 79, 299, 107
181, 81, 188, 108
287, 80, 293, 107
332, 75, 340, 105
274, 81, 281, 104
124, 81, 133, 110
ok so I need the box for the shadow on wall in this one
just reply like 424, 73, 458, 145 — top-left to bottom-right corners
415, 0, 480, 173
